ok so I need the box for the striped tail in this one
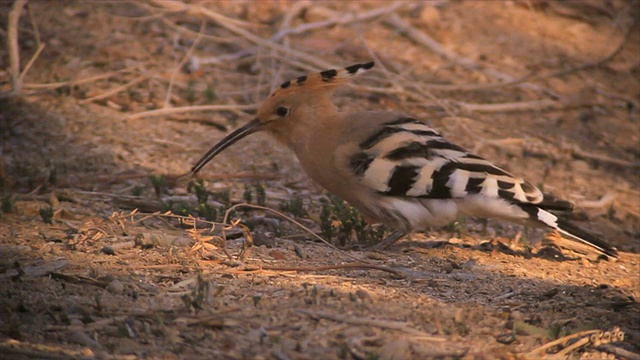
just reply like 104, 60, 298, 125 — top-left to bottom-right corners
527, 206, 618, 259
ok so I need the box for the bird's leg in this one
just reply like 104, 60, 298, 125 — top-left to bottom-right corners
373, 230, 408, 250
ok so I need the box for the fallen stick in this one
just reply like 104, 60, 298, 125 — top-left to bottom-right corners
297, 309, 442, 339
7, 0, 27, 95
79, 71, 155, 104
271, 2, 406, 43
261, 263, 407, 279
126, 104, 257, 120
148, 0, 335, 70
164, 20, 206, 108
384, 14, 552, 96
459, 99, 561, 113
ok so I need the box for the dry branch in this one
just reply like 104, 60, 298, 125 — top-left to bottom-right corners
597, 344, 640, 360
459, 99, 561, 113
7, 0, 28, 95
297, 309, 442, 338
534, 16, 636, 82
271, 2, 407, 43
384, 13, 552, 96
148, 0, 334, 70
125, 104, 257, 121
22, 64, 144, 90
18, 43, 45, 84
570, 146, 640, 169
261, 263, 407, 279
578, 193, 616, 209
164, 20, 206, 108
79, 71, 156, 104
220, 203, 341, 256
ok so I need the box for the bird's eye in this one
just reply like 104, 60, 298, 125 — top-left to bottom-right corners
275, 106, 289, 117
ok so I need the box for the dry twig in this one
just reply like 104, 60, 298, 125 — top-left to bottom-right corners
164, 20, 206, 107
79, 71, 156, 104
271, 2, 407, 43
597, 344, 640, 360
570, 146, 640, 169
218, 203, 356, 263
125, 104, 257, 121
459, 99, 562, 113
384, 13, 553, 97
261, 263, 407, 279
6, 0, 28, 95
297, 309, 443, 339
525, 327, 625, 359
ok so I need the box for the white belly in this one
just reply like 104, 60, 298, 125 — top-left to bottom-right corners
375, 197, 460, 232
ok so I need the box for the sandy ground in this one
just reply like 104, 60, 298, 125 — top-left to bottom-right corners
1, 1, 639, 359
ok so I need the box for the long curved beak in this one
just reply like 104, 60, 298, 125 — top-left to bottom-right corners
190, 118, 264, 175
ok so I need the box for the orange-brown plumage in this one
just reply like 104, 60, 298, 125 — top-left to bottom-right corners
189, 62, 617, 258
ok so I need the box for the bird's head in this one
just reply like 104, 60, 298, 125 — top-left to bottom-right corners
189, 61, 374, 175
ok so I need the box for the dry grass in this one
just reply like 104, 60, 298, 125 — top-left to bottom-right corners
0, 1, 639, 359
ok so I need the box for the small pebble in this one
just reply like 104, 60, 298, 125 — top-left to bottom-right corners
294, 244, 305, 258
101, 246, 115, 255
379, 338, 412, 360
106, 280, 124, 294
269, 250, 286, 260
510, 310, 523, 321
495, 332, 516, 344
253, 232, 276, 248
355, 289, 373, 303
69, 330, 99, 348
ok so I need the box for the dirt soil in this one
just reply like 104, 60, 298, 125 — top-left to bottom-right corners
1, 1, 639, 359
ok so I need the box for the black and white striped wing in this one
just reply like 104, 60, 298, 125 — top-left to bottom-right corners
349, 117, 571, 211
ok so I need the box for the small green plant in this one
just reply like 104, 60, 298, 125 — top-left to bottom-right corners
148, 175, 166, 197
2, 194, 14, 213
48, 164, 57, 185
131, 185, 144, 197
444, 218, 465, 238
188, 179, 209, 204
279, 195, 305, 217
243, 184, 253, 204
456, 322, 470, 336
180, 274, 209, 313
39, 207, 54, 224
184, 180, 237, 221
211, 190, 231, 207
319, 195, 386, 245
186, 80, 197, 103
255, 183, 266, 206
186, 180, 222, 221
204, 85, 217, 103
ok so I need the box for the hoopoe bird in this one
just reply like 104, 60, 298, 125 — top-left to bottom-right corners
190, 62, 618, 259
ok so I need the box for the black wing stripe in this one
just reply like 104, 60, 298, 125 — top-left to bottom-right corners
385, 142, 431, 161
426, 162, 456, 199
360, 127, 403, 150
361, 128, 439, 150
465, 177, 485, 194
349, 153, 375, 177
498, 189, 516, 200
425, 140, 468, 153
385, 166, 420, 196
453, 161, 511, 177
382, 117, 422, 126
497, 180, 515, 189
